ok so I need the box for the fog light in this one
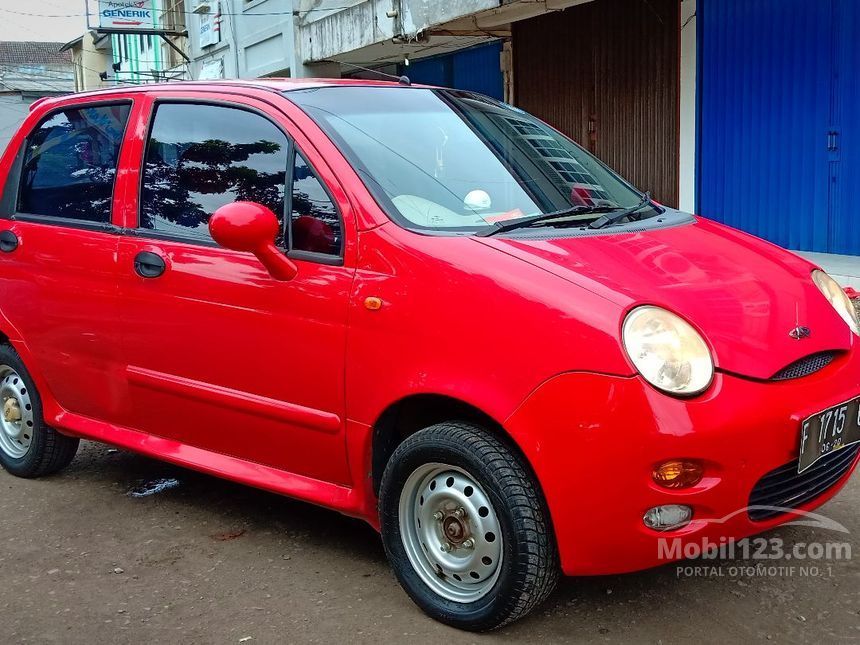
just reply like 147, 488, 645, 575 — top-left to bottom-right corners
652, 460, 703, 489
643, 505, 693, 531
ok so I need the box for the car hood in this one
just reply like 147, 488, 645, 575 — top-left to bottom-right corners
473, 215, 856, 380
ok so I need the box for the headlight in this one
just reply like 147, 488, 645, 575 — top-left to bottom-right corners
622, 306, 714, 395
812, 270, 859, 336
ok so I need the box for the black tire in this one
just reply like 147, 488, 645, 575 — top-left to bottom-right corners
0, 344, 78, 478
379, 422, 559, 631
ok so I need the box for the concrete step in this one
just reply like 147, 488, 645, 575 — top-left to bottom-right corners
795, 251, 860, 289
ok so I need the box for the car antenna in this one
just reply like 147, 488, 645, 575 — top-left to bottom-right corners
335, 60, 411, 86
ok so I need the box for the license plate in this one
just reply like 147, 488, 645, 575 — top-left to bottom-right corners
798, 396, 860, 473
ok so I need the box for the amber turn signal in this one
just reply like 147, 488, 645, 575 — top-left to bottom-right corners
652, 460, 703, 489
364, 297, 383, 311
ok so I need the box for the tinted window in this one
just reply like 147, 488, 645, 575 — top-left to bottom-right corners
286, 87, 650, 233
290, 152, 341, 256
140, 103, 289, 242
18, 103, 130, 222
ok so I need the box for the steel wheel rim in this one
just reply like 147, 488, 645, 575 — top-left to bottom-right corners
399, 463, 503, 603
0, 365, 34, 459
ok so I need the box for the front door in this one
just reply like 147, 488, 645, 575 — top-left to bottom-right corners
116, 93, 354, 484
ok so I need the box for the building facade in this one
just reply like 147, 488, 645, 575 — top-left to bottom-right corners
98, 0, 190, 84
0, 42, 74, 153
61, 31, 112, 92
140, 0, 860, 283
188, 0, 312, 81
64, 1, 189, 88
693, 0, 859, 265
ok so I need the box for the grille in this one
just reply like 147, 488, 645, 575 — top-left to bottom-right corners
771, 352, 836, 381
748, 443, 860, 521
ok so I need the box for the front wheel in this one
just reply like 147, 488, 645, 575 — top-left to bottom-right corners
379, 422, 559, 631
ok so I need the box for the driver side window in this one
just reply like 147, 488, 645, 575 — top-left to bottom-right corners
139, 101, 343, 259
140, 102, 289, 243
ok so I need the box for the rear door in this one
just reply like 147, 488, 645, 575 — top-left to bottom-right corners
0, 97, 136, 423
115, 91, 355, 484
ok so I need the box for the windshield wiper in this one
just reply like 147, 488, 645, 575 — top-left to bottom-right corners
587, 192, 651, 229
475, 204, 620, 237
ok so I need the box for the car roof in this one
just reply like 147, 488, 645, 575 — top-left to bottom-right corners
34, 77, 422, 110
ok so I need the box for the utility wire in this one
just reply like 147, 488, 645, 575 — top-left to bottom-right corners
0, 68, 75, 81
0, 73, 70, 93
2, 8, 190, 87
0, 6, 358, 18
0, 92, 48, 116
0, 64, 73, 92
0, 15, 125, 88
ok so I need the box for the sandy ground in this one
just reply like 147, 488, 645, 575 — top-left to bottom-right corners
1, 441, 859, 644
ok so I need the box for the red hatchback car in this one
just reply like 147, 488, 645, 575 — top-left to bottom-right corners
0, 80, 858, 630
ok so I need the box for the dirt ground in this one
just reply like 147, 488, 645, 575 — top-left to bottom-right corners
1, 441, 859, 644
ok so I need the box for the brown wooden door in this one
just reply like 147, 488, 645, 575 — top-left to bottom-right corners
513, 0, 680, 206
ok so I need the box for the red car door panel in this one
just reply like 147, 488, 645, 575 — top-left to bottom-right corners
0, 222, 123, 420
116, 240, 352, 483
115, 91, 354, 484
0, 98, 136, 422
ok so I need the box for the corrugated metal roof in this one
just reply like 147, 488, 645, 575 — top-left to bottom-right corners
0, 41, 71, 66
0, 42, 74, 94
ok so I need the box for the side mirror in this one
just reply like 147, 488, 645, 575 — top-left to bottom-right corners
209, 201, 298, 281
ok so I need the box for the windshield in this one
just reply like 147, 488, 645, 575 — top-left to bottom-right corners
285, 86, 652, 233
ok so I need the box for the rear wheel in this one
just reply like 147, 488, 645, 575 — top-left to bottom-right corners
0, 345, 78, 478
379, 422, 558, 631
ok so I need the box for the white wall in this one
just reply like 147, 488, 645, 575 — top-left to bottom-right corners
72, 32, 111, 91
679, 0, 696, 213
190, 0, 240, 78
296, 0, 499, 64
235, 0, 295, 78
190, 0, 330, 79
0, 94, 33, 157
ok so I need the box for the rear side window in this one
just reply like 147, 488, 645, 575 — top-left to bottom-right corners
18, 103, 130, 222
140, 103, 289, 242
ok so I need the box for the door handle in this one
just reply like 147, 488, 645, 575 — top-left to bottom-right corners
134, 251, 166, 278
0, 230, 18, 253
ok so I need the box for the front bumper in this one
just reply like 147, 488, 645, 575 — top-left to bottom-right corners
505, 349, 860, 576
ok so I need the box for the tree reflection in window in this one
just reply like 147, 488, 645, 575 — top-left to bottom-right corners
19, 104, 130, 222
140, 103, 288, 242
